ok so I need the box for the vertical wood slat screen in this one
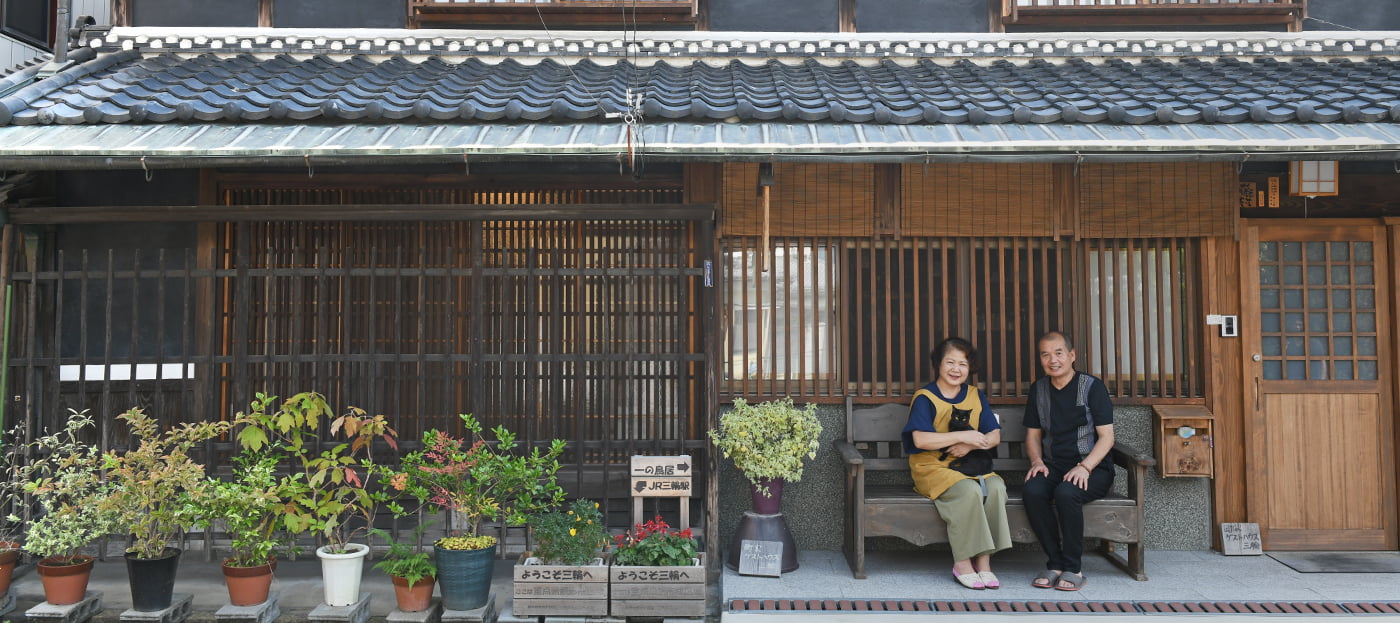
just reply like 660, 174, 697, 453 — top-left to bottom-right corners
1078, 237, 1202, 399
1077, 162, 1238, 238
222, 185, 684, 206
901, 164, 1057, 237
844, 237, 962, 398
720, 236, 1203, 401
720, 163, 875, 237
720, 236, 841, 398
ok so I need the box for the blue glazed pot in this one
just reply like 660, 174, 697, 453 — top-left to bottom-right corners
435, 543, 496, 611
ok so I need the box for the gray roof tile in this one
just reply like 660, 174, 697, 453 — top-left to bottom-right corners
4, 29, 1400, 128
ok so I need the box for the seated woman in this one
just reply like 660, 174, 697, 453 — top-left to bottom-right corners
901, 337, 1011, 590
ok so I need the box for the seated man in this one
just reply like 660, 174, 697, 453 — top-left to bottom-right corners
1022, 331, 1114, 591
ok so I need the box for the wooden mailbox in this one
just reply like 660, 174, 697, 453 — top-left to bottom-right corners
1152, 405, 1215, 478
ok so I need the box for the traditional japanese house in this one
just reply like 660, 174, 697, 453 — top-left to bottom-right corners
1, 0, 1398, 578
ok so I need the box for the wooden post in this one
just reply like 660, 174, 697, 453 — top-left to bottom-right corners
760, 185, 770, 273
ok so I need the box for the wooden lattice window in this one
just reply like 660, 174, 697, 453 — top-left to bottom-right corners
1257, 240, 1379, 381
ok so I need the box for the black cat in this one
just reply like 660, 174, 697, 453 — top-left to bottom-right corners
939, 407, 994, 476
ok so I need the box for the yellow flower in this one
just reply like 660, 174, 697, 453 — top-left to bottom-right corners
570, 528, 577, 537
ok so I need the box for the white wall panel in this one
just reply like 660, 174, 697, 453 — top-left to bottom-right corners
1, 35, 44, 72
71, 0, 114, 25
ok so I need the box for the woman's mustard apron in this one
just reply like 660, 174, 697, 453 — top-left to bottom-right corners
908, 386, 993, 500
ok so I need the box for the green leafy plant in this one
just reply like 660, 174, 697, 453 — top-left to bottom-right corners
383, 413, 566, 551
22, 410, 119, 564
100, 408, 233, 559
237, 391, 399, 553
189, 451, 291, 568
708, 397, 822, 497
611, 516, 698, 567
530, 499, 608, 566
0, 424, 32, 552
370, 527, 436, 588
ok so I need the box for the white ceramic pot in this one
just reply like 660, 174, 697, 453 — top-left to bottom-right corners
316, 543, 370, 606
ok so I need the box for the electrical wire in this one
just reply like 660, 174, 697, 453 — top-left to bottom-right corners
532, 3, 618, 117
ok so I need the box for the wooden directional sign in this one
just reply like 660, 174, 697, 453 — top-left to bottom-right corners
630, 455, 694, 498
630, 455, 693, 477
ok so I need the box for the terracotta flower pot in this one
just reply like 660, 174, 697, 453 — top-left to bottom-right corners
37, 555, 95, 605
222, 559, 277, 606
0, 542, 20, 597
391, 574, 435, 613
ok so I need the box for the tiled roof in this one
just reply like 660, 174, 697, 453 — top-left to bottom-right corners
2, 28, 1400, 128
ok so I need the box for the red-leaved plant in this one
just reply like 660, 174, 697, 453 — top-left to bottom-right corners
611, 516, 698, 567
382, 413, 565, 550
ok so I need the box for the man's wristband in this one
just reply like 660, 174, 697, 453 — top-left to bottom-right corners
1076, 462, 1091, 472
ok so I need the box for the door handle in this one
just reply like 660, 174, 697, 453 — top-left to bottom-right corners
1254, 376, 1260, 412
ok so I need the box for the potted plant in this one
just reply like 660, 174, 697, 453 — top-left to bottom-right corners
708, 397, 822, 512
236, 391, 398, 607
21, 410, 119, 605
99, 407, 233, 611
189, 451, 290, 606
385, 413, 565, 612
609, 515, 704, 618
513, 499, 610, 617
371, 527, 437, 613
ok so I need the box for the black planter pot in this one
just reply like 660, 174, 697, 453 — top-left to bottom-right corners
125, 548, 182, 611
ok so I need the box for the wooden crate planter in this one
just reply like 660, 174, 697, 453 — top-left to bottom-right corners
609, 553, 705, 618
511, 553, 608, 617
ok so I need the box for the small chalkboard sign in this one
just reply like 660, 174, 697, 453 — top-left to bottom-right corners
738, 540, 783, 577
1221, 522, 1263, 556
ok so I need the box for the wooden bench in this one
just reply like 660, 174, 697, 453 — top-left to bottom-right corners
834, 398, 1155, 581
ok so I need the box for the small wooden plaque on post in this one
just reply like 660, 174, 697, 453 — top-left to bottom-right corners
1221, 522, 1263, 556
738, 540, 783, 577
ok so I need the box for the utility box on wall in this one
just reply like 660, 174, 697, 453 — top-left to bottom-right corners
1152, 405, 1215, 478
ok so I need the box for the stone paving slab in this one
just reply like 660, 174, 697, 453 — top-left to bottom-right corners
722, 550, 1400, 604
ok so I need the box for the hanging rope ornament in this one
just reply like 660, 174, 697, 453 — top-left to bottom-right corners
758, 162, 775, 273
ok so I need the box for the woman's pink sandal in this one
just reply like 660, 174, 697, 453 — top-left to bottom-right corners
952, 568, 986, 590
978, 571, 1000, 589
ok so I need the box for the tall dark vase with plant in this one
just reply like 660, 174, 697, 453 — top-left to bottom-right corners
382, 413, 566, 612
708, 397, 822, 573
21, 410, 119, 606
100, 407, 234, 611
189, 451, 290, 606
236, 391, 398, 607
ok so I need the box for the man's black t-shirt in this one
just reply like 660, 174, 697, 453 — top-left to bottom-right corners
1022, 372, 1114, 465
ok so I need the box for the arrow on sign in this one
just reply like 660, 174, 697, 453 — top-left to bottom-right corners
677, 461, 690, 473
634, 480, 648, 493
